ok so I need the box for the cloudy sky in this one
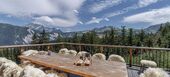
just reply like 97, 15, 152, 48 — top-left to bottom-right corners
0, 0, 170, 32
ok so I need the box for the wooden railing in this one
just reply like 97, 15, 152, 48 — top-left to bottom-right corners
0, 42, 169, 71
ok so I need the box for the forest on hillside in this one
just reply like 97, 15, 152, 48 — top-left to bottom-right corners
31, 22, 170, 48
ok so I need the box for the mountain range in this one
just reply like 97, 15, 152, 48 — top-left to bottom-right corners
0, 23, 162, 45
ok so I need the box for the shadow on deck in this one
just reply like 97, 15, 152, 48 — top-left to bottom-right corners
127, 66, 170, 77
127, 66, 140, 77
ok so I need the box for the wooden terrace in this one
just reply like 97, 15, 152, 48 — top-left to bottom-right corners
0, 42, 169, 77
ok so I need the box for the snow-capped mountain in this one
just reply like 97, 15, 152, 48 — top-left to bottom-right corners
0, 23, 164, 45
144, 24, 163, 33
0, 23, 63, 45
23, 23, 63, 44
0, 23, 28, 45
26, 23, 62, 33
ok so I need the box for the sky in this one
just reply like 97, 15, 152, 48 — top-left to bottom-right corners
0, 0, 170, 32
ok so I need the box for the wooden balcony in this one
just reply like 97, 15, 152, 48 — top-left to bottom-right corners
0, 42, 169, 77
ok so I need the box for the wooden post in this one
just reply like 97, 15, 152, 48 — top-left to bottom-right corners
129, 48, 133, 67
135, 49, 138, 64
20, 47, 25, 53
70, 44, 73, 49
61, 44, 65, 48
100, 46, 103, 53
47, 46, 51, 50
79, 45, 81, 51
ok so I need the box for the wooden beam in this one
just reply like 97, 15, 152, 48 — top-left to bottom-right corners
129, 48, 133, 67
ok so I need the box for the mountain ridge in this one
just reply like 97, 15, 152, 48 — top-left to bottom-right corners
0, 23, 163, 45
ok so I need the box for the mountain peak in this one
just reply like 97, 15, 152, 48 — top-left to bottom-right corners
144, 24, 164, 33
26, 23, 44, 30
25, 23, 61, 33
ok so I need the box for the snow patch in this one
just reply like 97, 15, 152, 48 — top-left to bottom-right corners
49, 33, 58, 40
23, 34, 33, 44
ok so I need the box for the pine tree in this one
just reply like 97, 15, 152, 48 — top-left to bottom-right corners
102, 31, 109, 44
146, 37, 153, 47
139, 29, 145, 46
39, 28, 49, 44
128, 28, 133, 46
121, 26, 126, 45
157, 38, 162, 47
72, 33, 80, 43
31, 32, 38, 44
56, 34, 63, 42
89, 31, 98, 44
158, 24, 163, 32
161, 27, 167, 36
109, 27, 116, 45
167, 36, 170, 48
81, 33, 88, 43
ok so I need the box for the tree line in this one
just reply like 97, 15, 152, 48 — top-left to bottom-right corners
31, 22, 170, 48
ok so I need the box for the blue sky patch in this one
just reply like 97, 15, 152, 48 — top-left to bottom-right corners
0, 0, 170, 32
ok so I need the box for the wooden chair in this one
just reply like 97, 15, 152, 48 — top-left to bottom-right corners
92, 53, 106, 60
140, 60, 157, 73
68, 50, 77, 56
77, 51, 88, 56
107, 54, 125, 63
139, 68, 169, 77
58, 48, 69, 55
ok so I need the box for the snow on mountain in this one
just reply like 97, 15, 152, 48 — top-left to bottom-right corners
49, 33, 59, 40
22, 24, 35, 44
26, 23, 62, 33
22, 23, 63, 44
0, 22, 165, 45
23, 34, 33, 44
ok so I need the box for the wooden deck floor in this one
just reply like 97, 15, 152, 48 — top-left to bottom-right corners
70, 66, 169, 77
127, 66, 140, 77
127, 66, 170, 77
67, 66, 170, 77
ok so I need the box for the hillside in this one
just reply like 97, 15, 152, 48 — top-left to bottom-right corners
144, 24, 163, 33
0, 23, 28, 45
0, 23, 62, 45
0, 23, 165, 45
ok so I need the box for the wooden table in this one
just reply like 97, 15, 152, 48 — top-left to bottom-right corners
19, 53, 128, 77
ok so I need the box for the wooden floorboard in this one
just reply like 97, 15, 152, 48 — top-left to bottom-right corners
127, 67, 139, 77
127, 66, 170, 77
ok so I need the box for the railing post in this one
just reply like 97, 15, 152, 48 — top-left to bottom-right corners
129, 48, 133, 67
20, 47, 25, 53
70, 44, 73, 49
135, 49, 138, 64
100, 46, 103, 53
79, 45, 81, 51
47, 46, 51, 50
61, 43, 65, 48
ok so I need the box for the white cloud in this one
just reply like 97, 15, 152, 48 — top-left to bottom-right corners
89, 0, 122, 13
0, 0, 85, 27
105, 0, 160, 17
104, 18, 110, 21
86, 17, 110, 24
34, 15, 79, 27
33, 16, 54, 27
0, 0, 58, 17
138, 0, 159, 8
86, 0, 160, 25
52, 18, 78, 27
86, 17, 103, 24
73, 10, 79, 14
35, 16, 54, 23
79, 21, 84, 24
123, 6, 170, 25
51, 0, 84, 10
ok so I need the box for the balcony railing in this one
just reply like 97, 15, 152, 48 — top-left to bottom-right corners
0, 42, 169, 71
